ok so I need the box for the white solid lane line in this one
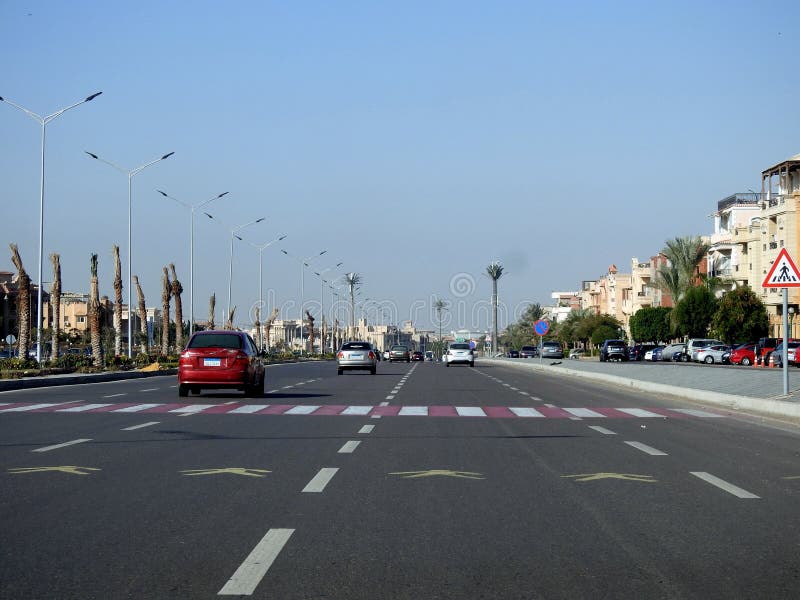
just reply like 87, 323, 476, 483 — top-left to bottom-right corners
33, 438, 91, 453
625, 441, 668, 456
121, 421, 160, 431
358, 425, 375, 434
302, 468, 339, 493
338, 440, 361, 453
218, 528, 295, 596
673, 408, 724, 418
690, 472, 760, 499
103, 393, 127, 398
588, 426, 617, 435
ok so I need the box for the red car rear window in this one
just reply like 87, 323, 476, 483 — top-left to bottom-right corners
187, 334, 242, 349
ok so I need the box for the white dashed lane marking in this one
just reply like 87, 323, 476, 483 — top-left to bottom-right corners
302, 468, 339, 493
218, 528, 295, 596
32, 438, 91, 453
358, 425, 375, 434
690, 472, 760, 499
121, 421, 160, 431
625, 441, 668, 456
588, 426, 617, 435
338, 440, 361, 454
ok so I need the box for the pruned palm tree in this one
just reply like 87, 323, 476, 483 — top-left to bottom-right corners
133, 275, 148, 354
89, 254, 102, 367
225, 306, 236, 330
208, 293, 216, 330
486, 261, 505, 356
264, 307, 279, 351
9, 244, 31, 360
433, 298, 448, 359
344, 272, 362, 333
306, 309, 315, 353
169, 264, 184, 351
112, 245, 123, 356
50, 253, 61, 360
161, 267, 171, 355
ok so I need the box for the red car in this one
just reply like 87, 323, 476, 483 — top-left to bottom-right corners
178, 330, 265, 397
729, 343, 756, 366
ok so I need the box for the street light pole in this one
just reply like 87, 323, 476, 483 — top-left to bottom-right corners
249, 234, 287, 349
1, 91, 102, 362
314, 262, 343, 352
281, 248, 327, 353
86, 150, 174, 357
157, 190, 229, 336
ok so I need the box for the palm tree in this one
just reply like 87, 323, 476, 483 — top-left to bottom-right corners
306, 309, 315, 353
433, 298, 448, 359
133, 275, 148, 354
657, 236, 710, 301
208, 293, 216, 330
112, 245, 123, 356
161, 267, 171, 355
169, 264, 184, 350
486, 261, 505, 356
50, 253, 61, 360
9, 244, 31, 360
264, 307, 279, 351
89, 253, 102, 367
344, 272, 362, 334
225, 306, 236, 330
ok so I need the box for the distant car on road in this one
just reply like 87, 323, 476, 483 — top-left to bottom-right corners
389, 345, 410, 362
411, 351, 424, 361
178, 330, 265, 397
445, 342, 474, 367
337, 341, 377, 375
520, 345, 538, 358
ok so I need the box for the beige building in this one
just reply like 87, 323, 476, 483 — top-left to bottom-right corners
579, 265, 633, 335
630, 254, 673, 310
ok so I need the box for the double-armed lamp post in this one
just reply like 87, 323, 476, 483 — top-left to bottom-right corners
1, 91, 102, 362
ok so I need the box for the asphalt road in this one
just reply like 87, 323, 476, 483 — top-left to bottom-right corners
2, 359, 800, 599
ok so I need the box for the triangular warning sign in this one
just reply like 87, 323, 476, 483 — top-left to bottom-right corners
763, 248, 800, 288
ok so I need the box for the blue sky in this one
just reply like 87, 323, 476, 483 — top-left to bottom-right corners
2, 1, 798, 332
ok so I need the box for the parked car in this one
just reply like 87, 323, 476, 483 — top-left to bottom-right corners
425, 351, 434, 361
178, 330, 265, 397
568, 348, 585, 360
644, 346, 665, 361
630, 344, 657, 361
337, 341, 377, 375
445, 342, 475, 367
660, 343, 686, 362
389, 345, 410, 362
540, 341, 564, 359
411, 351, 424, 362
599, 339, 629, 362
729, 343, 757, 366
507, 349, 520, 358
768, 342, 800, 368
683, 339, 724, 362
520, 345, 538, 358
695, 344, 732, 364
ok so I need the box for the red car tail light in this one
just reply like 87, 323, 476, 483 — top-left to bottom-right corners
368, 351, 375, 359
337, 351, 344, 359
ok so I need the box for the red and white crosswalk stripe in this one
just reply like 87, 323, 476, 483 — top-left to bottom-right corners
0, 402, 725, 418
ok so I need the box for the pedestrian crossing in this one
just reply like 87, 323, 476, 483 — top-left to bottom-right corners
0, 401, 724, 419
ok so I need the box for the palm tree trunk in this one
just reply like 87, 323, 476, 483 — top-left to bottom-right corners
492, 279, 498, 356
112, 245, 123, 356
225, 306, 236, 330
169, 264, 184, 350
89, 254, 102, 367
208, 293, 216, 330
161, 267, 171, 356
50, 253, 61, 360
9, 244, 31, 360
133, 275, 148, 354
306, 310, 315, 353
264, 307, 278, 351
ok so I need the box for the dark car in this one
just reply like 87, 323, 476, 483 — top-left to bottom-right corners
178, 330, 265, 397
520, 345, 538, 358
411, 351, 424, 361
600, 339, 629, 362
389, 345, 410, 362
507, 349, 520, 358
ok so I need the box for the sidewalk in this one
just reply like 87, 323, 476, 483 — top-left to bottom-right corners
483, 357, 800, 420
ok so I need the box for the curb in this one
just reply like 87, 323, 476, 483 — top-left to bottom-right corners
483, 358, 800, 420
0, 369, 178, 392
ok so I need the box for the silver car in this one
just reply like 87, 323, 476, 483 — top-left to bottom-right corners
695, 344, 732, 364
337, 341, 377, 375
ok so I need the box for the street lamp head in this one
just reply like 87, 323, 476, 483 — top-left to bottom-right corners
217, 191, 230, 199
319, 250, 328, 256
234, 234, 243, 241
278, 235, 287, 241
281, 249, 288, 255
156, 189, 168, 197
255, 217, 266, 223
161, 152, 175, 160
336, 262, 343, 267
85, 151, 99, 159
204, 212, 214, 219
85, 92, 103, 102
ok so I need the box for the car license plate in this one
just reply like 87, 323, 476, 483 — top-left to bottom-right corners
203, 358, 221, 367
351, 353, 363, 359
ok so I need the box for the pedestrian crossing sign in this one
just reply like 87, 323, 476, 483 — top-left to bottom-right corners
762, 248, 800, 288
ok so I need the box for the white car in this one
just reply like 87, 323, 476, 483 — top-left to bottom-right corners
694, 344, 731, 364
444, 343, 474, 367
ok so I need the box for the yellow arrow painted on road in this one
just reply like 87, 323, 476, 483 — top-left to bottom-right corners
8, 466, 101, 476
562, 472, 657, 483
180, 468, 271, 478
389, 470, 484, 480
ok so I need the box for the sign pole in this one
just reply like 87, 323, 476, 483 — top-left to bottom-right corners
784, 288, 789, 396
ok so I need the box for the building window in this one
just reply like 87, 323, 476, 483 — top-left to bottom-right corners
77, 316, 86, 324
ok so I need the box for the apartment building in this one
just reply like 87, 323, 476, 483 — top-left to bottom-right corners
579, 265, 633, 334
630, 254, 673, 311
